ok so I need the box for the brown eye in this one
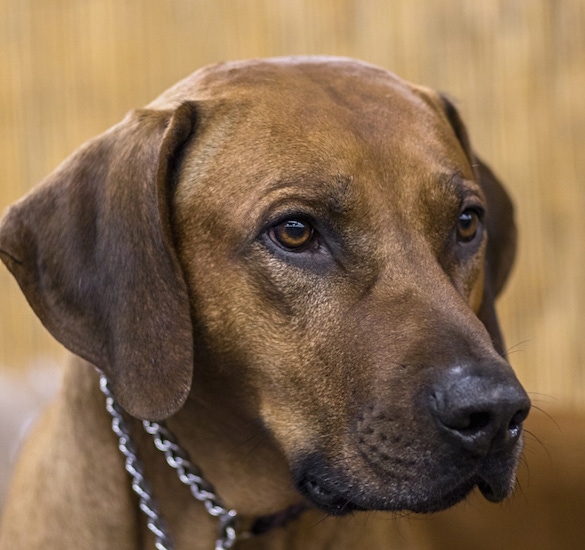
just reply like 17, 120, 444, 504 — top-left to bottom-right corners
269, 219, 314, 251
457, 209, 481, 242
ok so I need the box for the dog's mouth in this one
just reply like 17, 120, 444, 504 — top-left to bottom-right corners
297, 474, 475, 515
294, 453, 518, 515
297, 474, 508, 516
296, 473, 365, 515
477, 478, 506, 502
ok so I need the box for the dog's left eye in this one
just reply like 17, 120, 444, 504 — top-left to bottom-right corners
269, 219, 315, 251
457, 208, 482, 243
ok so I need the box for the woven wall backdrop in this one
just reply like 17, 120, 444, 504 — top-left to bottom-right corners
1, 0, 584, 408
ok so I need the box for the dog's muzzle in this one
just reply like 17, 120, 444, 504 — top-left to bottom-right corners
294, 362, 530, 515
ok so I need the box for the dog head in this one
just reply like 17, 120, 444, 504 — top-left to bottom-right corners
0, 57, 529, 515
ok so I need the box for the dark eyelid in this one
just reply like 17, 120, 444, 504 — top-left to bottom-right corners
461, 203, 485, 217
259, 205, 322, 237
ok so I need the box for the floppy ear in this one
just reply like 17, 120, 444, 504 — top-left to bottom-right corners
441, 96, 517, 357
0, 102, 198, 420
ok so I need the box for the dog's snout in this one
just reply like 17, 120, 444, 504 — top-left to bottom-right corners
430, 365, 530, 456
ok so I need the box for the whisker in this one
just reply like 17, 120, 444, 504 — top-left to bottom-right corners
512, 475, 528, 503
505, 339, 533, 355
526, 393, 559, 406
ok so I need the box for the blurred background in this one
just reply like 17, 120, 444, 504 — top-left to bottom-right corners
1, 0, 584, 525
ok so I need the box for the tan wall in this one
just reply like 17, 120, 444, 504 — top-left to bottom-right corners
1, 0, 584, 408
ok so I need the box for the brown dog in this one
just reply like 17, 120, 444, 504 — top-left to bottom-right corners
0, 57, 529, 549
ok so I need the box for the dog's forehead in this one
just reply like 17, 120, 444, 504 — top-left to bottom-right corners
167, 57, 468, 176
172, 58, 475, 242
152, 57, 447, 138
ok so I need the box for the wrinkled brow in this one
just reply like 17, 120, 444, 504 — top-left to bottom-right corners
439, 170, 483, 203
261, 173, 356, 215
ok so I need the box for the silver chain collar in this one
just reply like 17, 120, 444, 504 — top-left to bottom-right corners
99, 375, 238, 550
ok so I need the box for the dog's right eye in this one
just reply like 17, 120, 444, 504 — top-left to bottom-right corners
268, 219, 316, 251
456, 208, 482, 243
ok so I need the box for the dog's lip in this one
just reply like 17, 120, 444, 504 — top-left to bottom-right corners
297, 463, 479, 515
298, 472, 479, 515
297, 476, 365, 515
477, 479, 501, 502
476, 470, 515, 503
295, 439, 520, 516
296, 461, 514, 515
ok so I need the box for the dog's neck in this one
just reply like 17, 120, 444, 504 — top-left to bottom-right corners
138, 408, 309, 543
118, 364, 308, 546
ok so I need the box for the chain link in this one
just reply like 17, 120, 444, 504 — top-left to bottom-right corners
99, 375, 175, 550
143, 421, 238, 550
99, 374, 238, 550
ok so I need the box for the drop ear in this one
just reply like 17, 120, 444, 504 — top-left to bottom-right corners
0, 101, 198, 420
440, 95, 517, 356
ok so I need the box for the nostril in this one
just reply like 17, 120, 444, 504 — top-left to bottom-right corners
464, 411, 491, 433
512, 406, 530, 426
434, 402, 506, 455
508, 407, 529, 438
439, 407, 492, 434
436, 406, 494, 437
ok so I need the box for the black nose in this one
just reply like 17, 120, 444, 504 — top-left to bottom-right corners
430, 364, 530, 456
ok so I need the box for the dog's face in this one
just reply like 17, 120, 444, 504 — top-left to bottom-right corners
0, 58, 529, 516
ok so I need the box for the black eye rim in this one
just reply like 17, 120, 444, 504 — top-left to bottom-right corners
456, 206, 484, 244
267, 217, 318, 252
